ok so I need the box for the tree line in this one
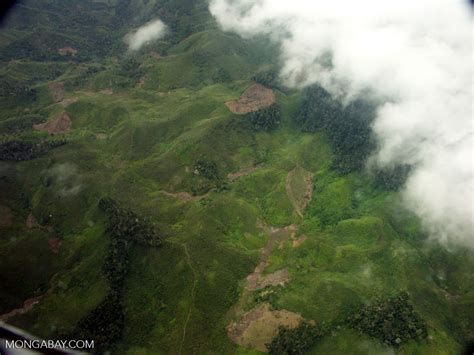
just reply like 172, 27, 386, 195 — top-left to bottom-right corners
57, 198, 162, 354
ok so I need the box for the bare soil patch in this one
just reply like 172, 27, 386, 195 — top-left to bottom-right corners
0, 205, 12, 227
258, 268, 289, 289
285, 166, 314, 218
246, 224, 296, 291
95, 133, 107, 140
26, 213, 38, 229
60, 97, 78, 107
48, 82, 65, 102
225, 84, 275, 114
100, 88, 114, 95
292, 234, 308, 248
226, 223, 301, 350
34, 112, 71, 135
57, 47, 78, 56
0, 276, 57, 322
48, 237, 61, 254
0, 294, 44, 322
227, 303, 302, 352
227, 165, 260, 182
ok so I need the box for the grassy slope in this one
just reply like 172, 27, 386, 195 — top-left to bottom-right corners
0, 3, 473, 355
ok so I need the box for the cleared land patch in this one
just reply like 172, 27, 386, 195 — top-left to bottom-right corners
33, 112, 72, 135
161, 190, 210, 203
246, 224, 296, 291
225, 84, 275, 114
227, 303, 302, 352
226, 223, 301, 352
48, 82, 65, 102
285, 166, 314, 218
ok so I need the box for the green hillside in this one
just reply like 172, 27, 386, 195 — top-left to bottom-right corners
0, 1, 472, 354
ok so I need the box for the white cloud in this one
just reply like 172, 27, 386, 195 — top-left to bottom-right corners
210, 0, 473, 247
125, 18, 167, 51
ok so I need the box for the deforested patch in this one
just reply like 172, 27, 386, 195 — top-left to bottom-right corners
34, 112, 72, 135
57, 47, 78, 56
48, 236, 62, 254
225, 83, 275, 114
227, 303, 303, 352
291, 234, 308, 248
246, 224, 296, 291
257, 268, 290, 289
26, 212, 38, 229
48, 82, 65, 102
285, 165, 314, 218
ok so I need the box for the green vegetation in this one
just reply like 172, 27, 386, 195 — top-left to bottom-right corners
194, 156, 220, 181
347, 292, 428, 346
295, 85, 376, 173
267, 321, 327, 355
0, 139, 66, 161
247, 104, 281, 132
254, 285, 282, 308
0, 1, 472, 354
59, 198, 162, 353
252, 69, 279, 88
0, 114, 45, 134
99, 197, 162, 248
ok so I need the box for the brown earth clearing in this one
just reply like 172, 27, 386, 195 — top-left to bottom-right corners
227, 303, 302, 352
285, 165, 314, 218
48, 82, 65, 102
33, 112, 71, 135
225, 84, 275, 114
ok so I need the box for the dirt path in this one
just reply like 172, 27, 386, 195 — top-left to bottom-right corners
0, 274, 57, 322
179, 244, 198, 355
161, 190, 210, 203
0, 295, 44, 322
227, 165, 260, 182
285, 166, 314, 218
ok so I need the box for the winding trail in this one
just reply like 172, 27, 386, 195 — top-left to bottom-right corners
179, 243, 198, 355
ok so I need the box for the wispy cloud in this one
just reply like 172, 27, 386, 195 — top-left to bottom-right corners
125, 18, 167, 51
210, 0, 473, 247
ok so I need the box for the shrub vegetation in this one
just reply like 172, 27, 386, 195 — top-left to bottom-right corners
247, 104, 281, 132
347, 292, 428, 346
267, 321, 327, 355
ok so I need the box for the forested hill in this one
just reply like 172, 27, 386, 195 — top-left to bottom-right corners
1, 0, 212, 61
0, 1, 473, 354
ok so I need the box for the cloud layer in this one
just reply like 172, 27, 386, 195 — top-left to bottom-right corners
210, 0, 473, 247
125, 18, 167, 51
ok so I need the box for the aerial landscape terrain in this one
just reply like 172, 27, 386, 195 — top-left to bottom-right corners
0, 0, 472, 354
